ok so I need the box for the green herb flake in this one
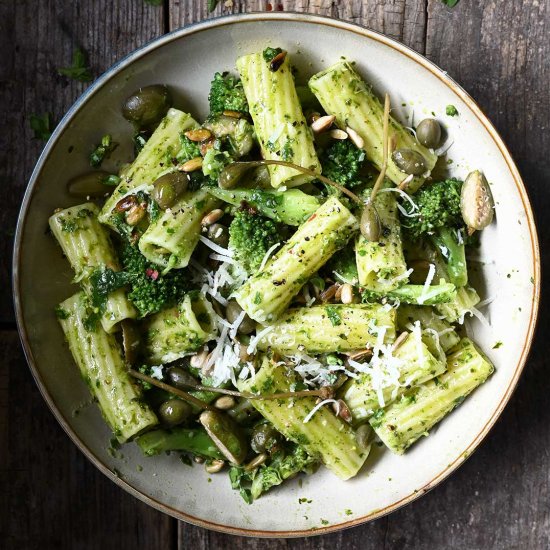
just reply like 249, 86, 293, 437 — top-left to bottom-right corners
326, 306, 342, 327
345, 509, 353, 516
446, 104, 459, 117
492, 341, 503, 349
57, 48, 92, 82
263, 47, 283, 63
30, 113, 53, 141
253, 292, 263, 305
90, 134, 118, 167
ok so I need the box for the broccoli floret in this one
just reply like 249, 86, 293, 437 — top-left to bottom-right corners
208, 72, 249, 116
319, 140, 367, 190
202, 147, 232, 181
119, 240, 190, 317
401, 178, 468, 286
228, 209, 279, 273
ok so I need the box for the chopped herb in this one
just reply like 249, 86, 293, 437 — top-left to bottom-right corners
54, 306, 70, 320
101, 174, 121, 186
57, 48, 92, 82
263, 47, 283, 63
492, 341, 503, 349
30, 113, 52, 141
320, 519, 329, 526
253, 292, 262, 305
446, 104, 459, 117
133, 132, 149, 156
90, 134, 118, 167
326, 306, 342, 327
345, 509, 353, 516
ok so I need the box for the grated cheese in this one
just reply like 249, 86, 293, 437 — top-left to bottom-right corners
303, 399, 339, 424
199, 235, 234, 257
417, 263, 436, 305
247, 325, 276, 355
258, 242, 280, 272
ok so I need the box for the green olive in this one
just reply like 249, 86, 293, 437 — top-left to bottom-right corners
207, 223, 229, 248
392, 148, 427, 176
199, 410, 248, 464
250, 422, 282, 454
158, 399, 192, 427
225, 300, 256, 334
152, 172, 188, 209
416, 118, 442, 148
166, 367, 198, 390
67, 171, 115, 198
122, 85, 172, 129
359, 202, 381, 241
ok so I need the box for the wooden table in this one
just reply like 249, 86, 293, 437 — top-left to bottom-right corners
1, 1, 548, 548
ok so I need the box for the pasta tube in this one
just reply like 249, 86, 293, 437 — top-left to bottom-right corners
238, 357, 370, 480
49, 203, 136, 333
355, 189, 408, 291
138, 189, 220, 270
257, 304, 396, 355
309, 61, 437, 192
144, 293, 217, 364
370, 338, 494, 454
57, 292, 158, 442
99, 108, 198, 228
342, 329, 446, 423
236, 51, 321, 188
235, 197, 358, 323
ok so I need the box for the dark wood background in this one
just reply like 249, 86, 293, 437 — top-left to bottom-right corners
1, 1, 548, 548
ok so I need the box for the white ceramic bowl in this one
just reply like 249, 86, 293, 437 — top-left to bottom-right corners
14, 13, 540, 537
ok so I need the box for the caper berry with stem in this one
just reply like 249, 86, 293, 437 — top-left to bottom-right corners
166, 367, 199, 391
225, 300, 256, 334
392, 148, 427, 176
250, 422, 282, 455
122, 85, 172, 130
359, 201, 381, 242
415, 118, 442, 148
158, 399, 192, 427
152, 172, 188, 209
206, 223, 229, 248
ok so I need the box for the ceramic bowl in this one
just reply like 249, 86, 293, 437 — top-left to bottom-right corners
13, 12, 540, 537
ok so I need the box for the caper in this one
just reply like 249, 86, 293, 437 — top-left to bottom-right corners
206, 223, 229, 248
152, 172, 188, 209
416, 118, 442, 148
460, 170, 494, 230
250, 422, 282, 455
158, 399, 192, 427
122, 84, 172, 129
166, 367, 198, 390
67, 171, 114, 198
392, 148, 427, 176
225, 300, 256, 334
359, 202, 381, 241
199, 410, 248, 464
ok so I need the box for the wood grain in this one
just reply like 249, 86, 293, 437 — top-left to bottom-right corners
168, 0, 427, 52
0, 0, 166, 323
1, 0, 549, 548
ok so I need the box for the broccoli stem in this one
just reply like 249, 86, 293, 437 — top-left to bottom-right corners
430, 228, 468, 287
208, 187, 320, 226
364, 282, 457, 305
136, 427, 224, 459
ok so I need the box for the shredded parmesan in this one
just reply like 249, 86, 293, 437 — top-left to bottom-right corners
303, 399, 339, 424
434, 139, 454, 157
417, 263, 436, 304
199, 235, 234, 257
258, 242, 280, 272
378, 187, 419, 213
247, 325, 275, 355
150, 365, 164, 380
229, 311, 246, 340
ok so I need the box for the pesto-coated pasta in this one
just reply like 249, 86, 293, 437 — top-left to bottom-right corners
99, 108, 198, 229
49, 203, 137, 333
57, 292, 158, 442
238, 357, 370, 480
236, 52, 321, 188
309, 61, 437, 192
139, 189, 220, 271
144, 293, 217, 364
370, 338, 494, 454
235, 197, 358, 323
257, 303, 396, 355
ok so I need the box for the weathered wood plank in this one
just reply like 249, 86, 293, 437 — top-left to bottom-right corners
168, 0, 427, 52
0, 0, 167, 323
0, 330, 175, 549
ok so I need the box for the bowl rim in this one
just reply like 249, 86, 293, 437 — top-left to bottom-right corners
13, 11, 541, 538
